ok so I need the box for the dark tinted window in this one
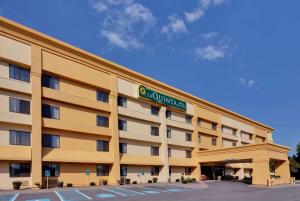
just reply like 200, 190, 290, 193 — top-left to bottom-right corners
185, 133, 192, 141
97, 140, 109, 152
97, 115, 109, 127
185, 116, 192, 124
120, 165, 127, 176
42, 104, 60, 119
118, 119, 127, 131
9, 130, 30, 146
97, 165, 109, 176
9, 97, 30, 114
185, 167, 192, 175
150, 166, 160, 176
9, 163, 31, 177
42, 134, 60, 148
167, 129, 171, 138
151, 146, 159, 156
166, 110, 171, 119
186, 150, 192, 158
151, 126, 159, 136
151, 106, 159, 115
42, 74, 59, 90
9, 64, 30, 83
42, 164, 60, 177
117, 96, 127, 107
119, 143, 127, 153
97, 90, 109, 103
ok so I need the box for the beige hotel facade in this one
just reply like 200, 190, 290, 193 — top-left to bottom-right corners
0, 17, 291, 189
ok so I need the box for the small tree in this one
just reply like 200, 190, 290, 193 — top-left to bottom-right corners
296, 142, 300, 162
289, 156, 300, 173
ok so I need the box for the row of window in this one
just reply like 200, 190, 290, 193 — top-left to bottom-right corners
198, 134, 217, 146
120, 166, 192, 177
168, 148, 192, 158
9, 163, 109, 177
197, 118, 218, 130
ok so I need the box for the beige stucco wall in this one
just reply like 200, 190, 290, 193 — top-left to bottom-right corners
0, 124, 31, 146
125, 166, 154, 183
169, 166, 192, 182
169, 146, 192, 159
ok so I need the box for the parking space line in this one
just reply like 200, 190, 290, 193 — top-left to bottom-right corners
75, 190, 92, 200
102, 188, 127, 196
54, 191, 64, 201
117, 187, 145, 195
6, 193, 19, 201
138, 187, 169, 193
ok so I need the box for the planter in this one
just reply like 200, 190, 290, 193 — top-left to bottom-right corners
132, 181, 137, 184
90, 182, 96, 186
58, 181, 64, 188
67, 183, 73, 187
12, 181, 22, 190
103, 180, 108, 185
153, 178, 158, 183
125, 179, 131, 185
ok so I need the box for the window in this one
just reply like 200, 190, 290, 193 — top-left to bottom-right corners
151, 146, 159, 156
9, 163, 31, 177
169, 167, 172, 176
117, 96, 127, 107
185, 116, 192, 124
185, 133, 192, 141
9, 64, 30, 83
42, 74, 59, 90
211, 138, 217, 146
120, 165, 127, 176
197, 119, 202, 127
118, 119, 127, 131
97, 90, 109, 103
150, 166, 160, 176
186, 150, 192, 158
119, 143, 127, 153
42, 134, 60, 148
42, 164, 60, 177
211, 123, 217, 130
97, 140, 109, 152
97, 115, 109, 127
151, 106, 159, 116
151, 126, 159, 136
198, 134, 201, 143
166, 110, 171, 119
9, 130, 30, 146
96, 165, 109, 176
185, 167, 192, 175
168, 148, 171, 157
167, 129, 171, 138
9, 97, 30, 114
249, 134, 253, 140
42, 104, 59, 119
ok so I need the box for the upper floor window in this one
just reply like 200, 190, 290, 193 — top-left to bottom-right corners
211, 138, 217, 146
168, 148, 171, 157
97, 165, 109, 176
97, 115, 109, 127
97, 140, 109, 152
167, 129, 171, 138
185, 133, 192, 141
9, 64, 30, 83
42, 74, 59, 90
211, 123, 217, 131
42, 164, 60, 177
221, 125, 237, 136
151, 126, 159, 136
117, 96, 127, 107
197, 119, 202, 127
166, 110, 171, 119
97, 90, 109, 103
120, 165, 127, 176
185, 167, 192, 175
42, 134, 60, 148
9, 97, 30, 115
42, 104, 59, 119
185, 116, 192, 124
9, 130, 30, 146
119, 143, 127, 153
150, 166, 160, 176
185, 150, 192, 158
151, 106, 160, 116
118, 119, 127, 131
9, 163, 31, 177
198, 134, 201, 143
151, 146, 159, 156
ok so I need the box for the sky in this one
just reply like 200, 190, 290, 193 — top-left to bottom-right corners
0, 0, 299, 155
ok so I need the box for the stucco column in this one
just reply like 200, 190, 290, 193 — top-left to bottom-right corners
275, 160, 290, 184
159, 106, 169, 182
216, 122, 222, 147
108, 74, 120, 185
191, 115, 200, 180
31, 45, 42, 187
252, 158, 270, 186
236, 129, 242, 146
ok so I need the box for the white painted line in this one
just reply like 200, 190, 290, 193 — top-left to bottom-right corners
54, 191, 64, 201
75, 190, 92, 200
10, 193, 19, 201
118, 187, 145, 195
138, 186, 169, 193
102, 188, 127, 196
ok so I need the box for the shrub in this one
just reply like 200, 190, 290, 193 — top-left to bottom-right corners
58, 181, 64, 188
103, 180, 108, 185
67, 183, 73, 187
192, 178, 196, 183
34, 182, 41, 189
186, 178, 192, 183
153, 178, 158, 183
90, 182, 96, 186
182, 180, 188, 184
181, 176, 185, 183
12, 181, 22, 190
132, 181, 137, 184
125, 179, 131, 185
148, 180, 152, 183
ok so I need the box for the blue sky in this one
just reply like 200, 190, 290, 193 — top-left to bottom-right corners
1, 0, 299, 154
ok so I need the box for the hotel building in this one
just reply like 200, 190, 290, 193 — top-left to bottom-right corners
0, 17, 291, 189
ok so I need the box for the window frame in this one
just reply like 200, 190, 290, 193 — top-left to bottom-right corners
151, 126, 159, 136
42, 74, 59, 90
9, 130, 31, 146
168, 148, 171, 157
167, 129, 171, 139
185, 150, 192, 158
96, 165, 110, 176
118, 119, 127, 131
9, 163, 31, 177
166, 110, 171, 119
117, 96, 127, 108
211, 138, 217, 146
185, 133, 192, 142
42, 134, 60, 148
97, 140, 109, 152
151, 146, 159, 156
9, 97, 30, 115
150, 166, 160, 176
96, 115, 109, 127
42, 164, 60, 177
151, 106, 160, 116
97, 90, 109, 103
9, 64, 30, 83
119, 143, 127, 154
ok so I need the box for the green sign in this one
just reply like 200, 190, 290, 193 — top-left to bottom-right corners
86, 168, 90, 176
45, 170, 50, 177
138, 86, 187, 111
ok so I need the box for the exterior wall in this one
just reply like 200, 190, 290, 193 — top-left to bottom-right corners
169, 167, 192, 182
198, 133, 217, 150
125, 166, 153, 184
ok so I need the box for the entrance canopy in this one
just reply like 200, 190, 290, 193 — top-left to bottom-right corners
197, 143, 290, 186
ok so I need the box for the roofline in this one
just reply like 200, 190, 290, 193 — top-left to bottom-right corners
0, 16, 273, 131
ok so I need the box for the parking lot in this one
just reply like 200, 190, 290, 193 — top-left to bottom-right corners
0, 181, 299, 201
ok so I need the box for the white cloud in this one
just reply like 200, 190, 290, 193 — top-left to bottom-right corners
202, 32, 219, 40
239, 78, 256, 87
161, 15, 188, 36
184, 8, 204, 23
91, 0, 156, 49
195, 45, 225, 61
199, 0, 229, 8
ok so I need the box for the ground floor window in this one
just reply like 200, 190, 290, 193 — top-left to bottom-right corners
120, 165, 127, 176
42, 164, 60, 177
151, 166, 160, 176
97, 165, 109, 176
185, 167, 192, 175
9, 163, 31, 177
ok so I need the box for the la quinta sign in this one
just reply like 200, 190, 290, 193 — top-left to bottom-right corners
138, 86, 187, 111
